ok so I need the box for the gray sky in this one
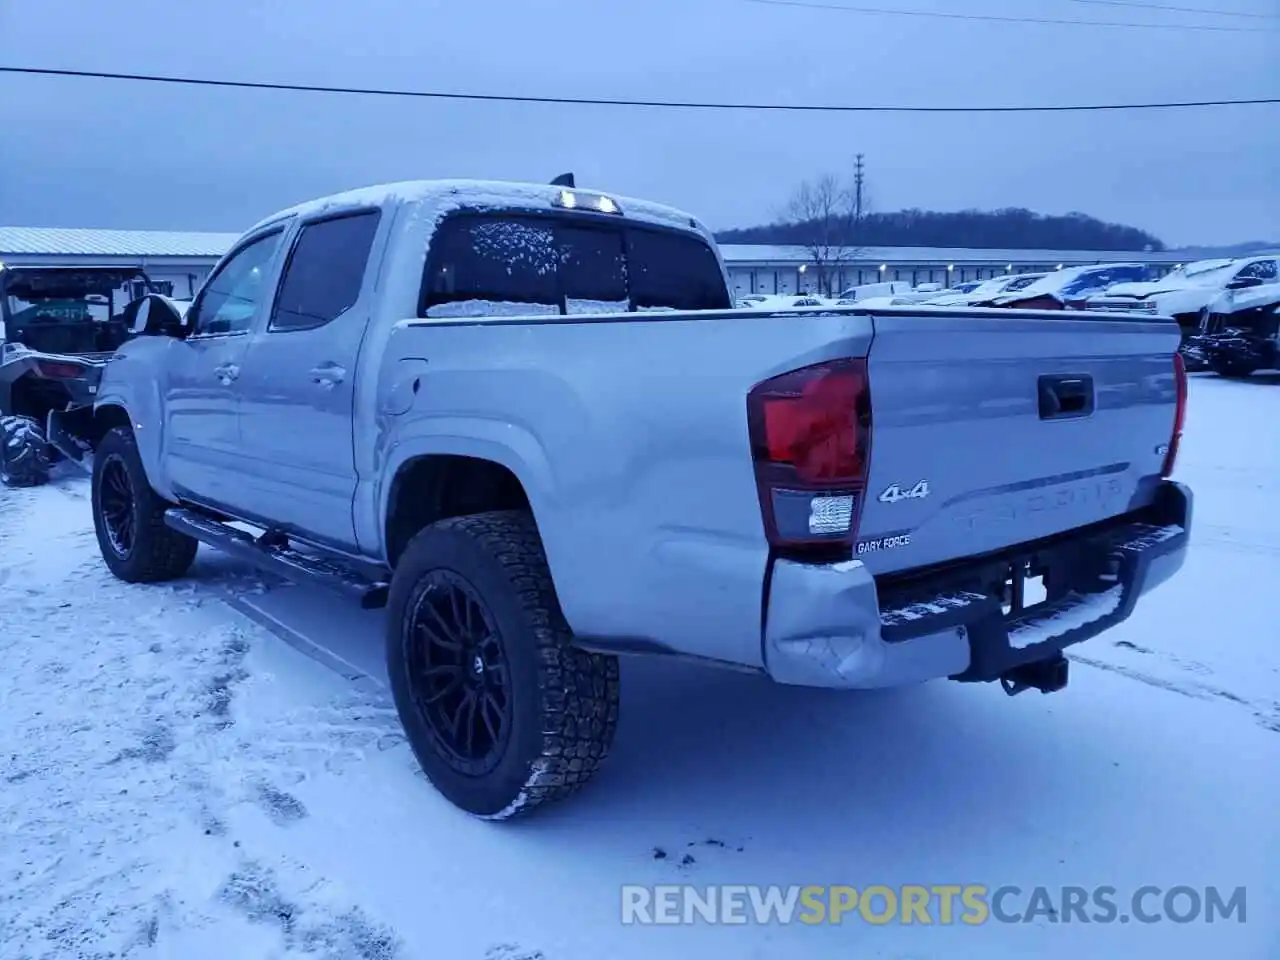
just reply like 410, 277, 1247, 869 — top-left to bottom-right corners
1, 0, 1276, 247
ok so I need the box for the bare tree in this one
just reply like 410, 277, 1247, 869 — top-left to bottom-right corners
781, 170, 868, 297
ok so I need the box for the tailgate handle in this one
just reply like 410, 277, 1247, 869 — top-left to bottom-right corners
1038, 374, 1094, 420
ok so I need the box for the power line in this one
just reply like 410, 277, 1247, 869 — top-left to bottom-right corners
2, 65, 1277, 114
1064, 0, 1280, 20
744, 0, 1277, 32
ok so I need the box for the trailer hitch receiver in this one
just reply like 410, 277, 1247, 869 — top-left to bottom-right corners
1000, 653, 1069, 696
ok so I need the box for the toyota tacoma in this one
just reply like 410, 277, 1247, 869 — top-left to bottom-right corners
88, 177, 1193, 819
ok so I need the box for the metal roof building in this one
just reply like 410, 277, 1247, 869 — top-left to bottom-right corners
0, 226, 242, 298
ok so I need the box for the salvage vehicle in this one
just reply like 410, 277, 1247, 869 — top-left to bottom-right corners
89, 178, 1193, 819
0, 264, 174, 487
980, 263, 1160, 311
1086, 256, 1280, 371
1190, 304, 1280, 378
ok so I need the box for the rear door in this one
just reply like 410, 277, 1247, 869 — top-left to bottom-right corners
233, 208, 385, 550
856, 310, 1181, 575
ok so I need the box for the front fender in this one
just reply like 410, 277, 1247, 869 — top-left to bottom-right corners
94, 339, 175, 499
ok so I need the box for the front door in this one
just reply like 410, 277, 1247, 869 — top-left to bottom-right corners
234, 209, 384, 550
164, 228, 287, 507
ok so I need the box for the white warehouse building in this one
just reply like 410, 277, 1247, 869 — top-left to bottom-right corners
0, 227, 240, 300
720, 244, 1186, 298
1, 226, 1187, 303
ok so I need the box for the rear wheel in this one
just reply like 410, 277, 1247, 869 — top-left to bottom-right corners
91, 427, 198, 582
386, 510, 620, 819
0, 415, 51, 488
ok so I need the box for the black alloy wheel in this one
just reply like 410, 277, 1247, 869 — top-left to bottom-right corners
405, 569, 513, 777
97, 454, 137, 557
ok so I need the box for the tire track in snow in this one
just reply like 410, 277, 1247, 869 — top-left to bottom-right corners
0, 482, 408, 958
1070, 653, 1280, 734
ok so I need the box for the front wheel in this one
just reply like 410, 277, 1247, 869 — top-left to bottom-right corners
386, 510, 620, 819
0, 415, 51, 488
91, 427, 198, 582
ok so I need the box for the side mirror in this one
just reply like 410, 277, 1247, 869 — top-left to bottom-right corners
1226, 276, 1263, 290
132, 295, 188, 338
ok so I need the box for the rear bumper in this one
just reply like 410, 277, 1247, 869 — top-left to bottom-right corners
762, 481, 1192, 689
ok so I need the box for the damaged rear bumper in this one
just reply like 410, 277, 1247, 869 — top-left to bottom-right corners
762, 481, 1192, 689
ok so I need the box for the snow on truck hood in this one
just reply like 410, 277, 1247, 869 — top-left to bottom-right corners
243, 179, 709, 239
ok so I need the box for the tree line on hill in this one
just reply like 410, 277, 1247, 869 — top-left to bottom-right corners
715, 167, 1167, 296
718, 206, 1165, 253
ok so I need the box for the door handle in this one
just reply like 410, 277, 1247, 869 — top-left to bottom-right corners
213, 362, 240, 384
1038, 374, 1094, 420
310, 362, 346, 387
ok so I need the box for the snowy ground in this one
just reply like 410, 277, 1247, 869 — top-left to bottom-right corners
1, 373, 1277, 960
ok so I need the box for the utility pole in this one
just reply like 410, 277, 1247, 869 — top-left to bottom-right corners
852, 153, 865, 223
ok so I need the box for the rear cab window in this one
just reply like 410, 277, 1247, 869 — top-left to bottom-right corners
420, 212, 729, 319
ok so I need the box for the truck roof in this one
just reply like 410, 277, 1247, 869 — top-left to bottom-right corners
245, 179, 709, 240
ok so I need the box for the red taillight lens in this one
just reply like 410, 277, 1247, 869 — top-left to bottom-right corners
35, 361, 84, 379
1160, 350, 1187, 478
747, 358, 872, 548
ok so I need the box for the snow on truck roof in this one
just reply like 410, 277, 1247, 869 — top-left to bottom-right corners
244, 179, 708, 238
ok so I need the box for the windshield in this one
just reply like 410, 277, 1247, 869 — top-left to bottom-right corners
1177, 259, 1236, 278
1, 292, 122, 353
1059, 265, 1155, 297
420, 213, 730, 318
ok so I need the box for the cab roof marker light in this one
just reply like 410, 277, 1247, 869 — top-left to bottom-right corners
551, 185, 622, 215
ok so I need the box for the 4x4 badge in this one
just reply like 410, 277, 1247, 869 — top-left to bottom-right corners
878, 479, 930, 504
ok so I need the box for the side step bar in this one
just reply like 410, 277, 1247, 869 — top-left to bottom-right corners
164, 508, 389, 609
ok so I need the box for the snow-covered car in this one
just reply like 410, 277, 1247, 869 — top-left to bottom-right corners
1087, 257, 1280, 373
984, 263, 1159, 310
1086, 256, 1280, 328
742, 294, 828, 309
923, 273, 1048, 307
836, 280, 913, 301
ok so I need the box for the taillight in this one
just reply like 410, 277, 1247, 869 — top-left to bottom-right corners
35, 360, 84, 379
1160, 350, 1187, 478
746, 358, 872, 550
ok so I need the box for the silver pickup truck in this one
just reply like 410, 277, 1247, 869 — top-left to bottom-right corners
90, 178, 1192, 819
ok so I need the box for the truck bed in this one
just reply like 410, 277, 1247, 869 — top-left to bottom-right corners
382, 303, 1181, 665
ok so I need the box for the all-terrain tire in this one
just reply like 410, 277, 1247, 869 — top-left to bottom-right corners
91, 426, 198, 582
0, 415, 51, 488
386, 510, 620, 820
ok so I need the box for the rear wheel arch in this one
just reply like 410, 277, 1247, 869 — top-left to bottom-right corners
384, 454, 534, 568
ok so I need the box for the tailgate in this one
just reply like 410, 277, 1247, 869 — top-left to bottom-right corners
856, 309, 1182, 575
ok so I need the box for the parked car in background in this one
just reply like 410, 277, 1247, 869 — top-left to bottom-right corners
983, 263, 1159, 310
836, 280, 913, 301
742, 294, 828, 309
1188, 303, 1280, 378
924, 273, 1048, 307
1087, 255, 1279, 329
1085, 256, 1280, 372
